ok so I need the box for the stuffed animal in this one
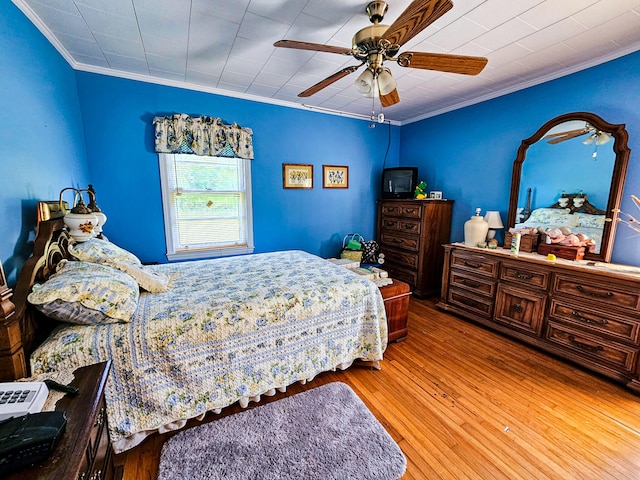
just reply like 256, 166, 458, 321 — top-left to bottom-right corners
414, 181, 427, 199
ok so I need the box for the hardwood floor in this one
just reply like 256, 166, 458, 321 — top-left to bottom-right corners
116, 297, 640, 479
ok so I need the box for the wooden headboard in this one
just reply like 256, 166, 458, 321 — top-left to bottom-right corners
0, 218, 72, 380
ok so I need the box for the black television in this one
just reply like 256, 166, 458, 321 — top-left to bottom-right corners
381, 167, 418, 199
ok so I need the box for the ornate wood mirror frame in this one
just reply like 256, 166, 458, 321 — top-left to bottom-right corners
507, 112, 630, 263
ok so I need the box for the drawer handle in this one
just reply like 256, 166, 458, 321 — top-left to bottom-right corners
571, 310, 608, 325
94, 407, 106, 428
568, 335, 604, 353
513, 270, 532, 280
575, 285, 614, 298
462, 278, 481, 288
463, 260, 482, 269
512, 304, 522, 313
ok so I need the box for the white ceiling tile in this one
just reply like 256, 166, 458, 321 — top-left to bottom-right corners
284, 13, 337, 44
75, 3, 139, 39
185, 69, 221, 86
260, 56, 304, 77
302, 0, 365, 25
237, 11, 289, 43
517, 0, 599, 30
572, 0, 640, 29
473, 17, 538, 51
188, 14, 240, 49
191, 0, 250, 24
248, 0, 306, 24
517, 18, 587, 52
224, 56, 265, 77
246, 83, 280, 97
426, 17, 488, 51
103, 52, 148, 73
253, 71, 289, 88
464, 0, 544, 30
219, 70, 255, 89
146, 53, 186, 74
93, 32, 145, 58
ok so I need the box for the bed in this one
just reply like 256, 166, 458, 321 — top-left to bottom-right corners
514, 193, 607, 251
1, 218, 388, 453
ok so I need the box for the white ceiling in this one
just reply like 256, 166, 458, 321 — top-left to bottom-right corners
13, 0, 640, 125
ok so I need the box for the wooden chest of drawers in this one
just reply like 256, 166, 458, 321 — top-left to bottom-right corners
376, 199, 453, 297
437, 244, 640, 394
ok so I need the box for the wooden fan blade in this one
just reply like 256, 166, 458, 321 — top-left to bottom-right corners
398, 51, 487, 75
380, 88, 400, 107
274, 40, 352, 55
381, 0, 453, 48
543, 129, 591, 144
298, 65, 361, 97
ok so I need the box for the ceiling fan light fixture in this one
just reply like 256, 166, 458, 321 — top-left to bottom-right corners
582, 133, 596, 145
377, 68, 396, 95
596, 131, 611, 145
355, 68, 375, 95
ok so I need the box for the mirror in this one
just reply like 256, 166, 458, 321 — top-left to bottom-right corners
507, 112, 630, 263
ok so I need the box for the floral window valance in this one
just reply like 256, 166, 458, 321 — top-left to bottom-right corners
153, 113, 254, 159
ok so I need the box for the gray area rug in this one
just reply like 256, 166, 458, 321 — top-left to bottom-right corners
157, 382, 406, 480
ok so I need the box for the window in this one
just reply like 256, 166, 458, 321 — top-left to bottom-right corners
158, 153, 254, 261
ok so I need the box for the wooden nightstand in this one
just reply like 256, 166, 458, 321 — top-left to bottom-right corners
6, 361, 121, 480
379, 279, 411, 342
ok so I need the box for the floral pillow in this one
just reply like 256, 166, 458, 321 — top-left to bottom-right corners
106, 261, 172, 293
69, 238, 141, 265
28, 260, 139, 325
574, 213, 605, 229
526, 208, 577, 227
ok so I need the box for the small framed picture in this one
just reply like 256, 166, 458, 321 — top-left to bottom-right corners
283, 163, 313, 189
430, 191, 443, 199
322, 165, 349, 189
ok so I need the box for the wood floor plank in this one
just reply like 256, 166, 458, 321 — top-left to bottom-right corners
116, 296, 640, 479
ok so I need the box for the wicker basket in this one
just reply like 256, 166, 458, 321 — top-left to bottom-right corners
340, 249, 364, 262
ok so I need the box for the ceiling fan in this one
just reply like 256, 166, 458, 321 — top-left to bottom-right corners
543, 123, 612, 145
273, 0, 488, 108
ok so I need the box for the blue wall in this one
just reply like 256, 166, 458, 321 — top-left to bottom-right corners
400, 50, 640, 266
75, 73, 400, 264
0, 2, 89, 284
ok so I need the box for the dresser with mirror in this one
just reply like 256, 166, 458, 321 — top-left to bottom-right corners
437, 112, 640, 393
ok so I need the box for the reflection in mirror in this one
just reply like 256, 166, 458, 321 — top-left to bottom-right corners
508, 112, 630, 263
516, 120, 616, 255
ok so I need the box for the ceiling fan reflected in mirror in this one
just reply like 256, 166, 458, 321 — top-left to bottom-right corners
543, 122, 612, 145
273, 0, 488, 108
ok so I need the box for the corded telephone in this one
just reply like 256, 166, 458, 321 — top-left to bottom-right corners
0, 380, 79, 474
0, 382, 49, 421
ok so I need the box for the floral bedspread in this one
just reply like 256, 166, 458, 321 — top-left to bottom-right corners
30, 250, 388, 453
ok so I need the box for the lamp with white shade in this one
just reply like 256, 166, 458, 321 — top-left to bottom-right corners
484, 211, 504, 241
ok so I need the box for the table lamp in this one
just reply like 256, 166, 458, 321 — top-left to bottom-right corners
484, 211, 504, 241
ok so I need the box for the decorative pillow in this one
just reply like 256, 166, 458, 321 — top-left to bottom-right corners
69, 238, 141, 265
574, 213, 605, 229
28, 260, 139, 325
526, 208, 576, 227
106, 261, 172, 293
